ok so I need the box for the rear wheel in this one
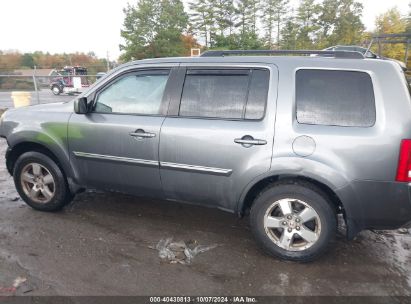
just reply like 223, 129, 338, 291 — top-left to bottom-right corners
13, 152, 73, 211
250, 181, 337, 262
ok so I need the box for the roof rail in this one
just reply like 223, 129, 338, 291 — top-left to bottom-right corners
200, 50, 364, 59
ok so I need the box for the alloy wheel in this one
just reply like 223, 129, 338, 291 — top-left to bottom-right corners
20, 163, 56, 204
263, 198, 322, 251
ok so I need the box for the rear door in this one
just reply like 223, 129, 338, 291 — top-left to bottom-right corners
159, 63, 278, 211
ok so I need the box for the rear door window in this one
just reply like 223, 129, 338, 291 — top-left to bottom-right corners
179, 68, 269, 120
296, 69, 376, 127
245, 69, 270, 119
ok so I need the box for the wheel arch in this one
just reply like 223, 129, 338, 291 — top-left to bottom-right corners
238, 174, 344, 217
235, 170, 366, 239
6, 140, 84, 194
6, 141, 71, 178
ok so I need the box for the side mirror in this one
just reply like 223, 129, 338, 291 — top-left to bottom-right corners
96, 72, 106, 80
365, 51, 377, 59
74, 97, 89, 114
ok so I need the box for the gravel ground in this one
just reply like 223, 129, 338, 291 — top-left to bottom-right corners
0, 137, 410, 297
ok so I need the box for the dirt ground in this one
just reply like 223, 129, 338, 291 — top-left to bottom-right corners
0, 137, 410, 297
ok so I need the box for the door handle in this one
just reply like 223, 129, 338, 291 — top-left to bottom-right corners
234, 136, 267, 147
129, 129, 156, 139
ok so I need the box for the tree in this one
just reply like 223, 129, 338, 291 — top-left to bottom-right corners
234, 0, 264, 48
21, 53, 34, 68
273, 0, 290, 48
189, 0, 217, 48
215, 0, 237, 36
317, 0, 338, 47
181, 34, 201, 56
408, 2, 411, 33
153, 0, 189, 56
374, 7, 407, 60
295, 0, 320, 49
189, 0, 264, 49
235, 0, 258, 35
280, 16, 299, 50
120, 1, 158, 60
0, 51, 108, 73
212, 0, 238, 48
120, 0, 188, 60
261, 0, 275, 48
330, 0, 364, 45
261, 0, 289, 49
0, 51, 22, 70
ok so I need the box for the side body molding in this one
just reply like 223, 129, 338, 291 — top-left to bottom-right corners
73, 151, 233, 176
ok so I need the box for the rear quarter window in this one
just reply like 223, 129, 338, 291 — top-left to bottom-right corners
296, 69, 376, 127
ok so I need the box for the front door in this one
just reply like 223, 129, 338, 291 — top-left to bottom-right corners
68, 66, 176, 198
159, 64, 277, 210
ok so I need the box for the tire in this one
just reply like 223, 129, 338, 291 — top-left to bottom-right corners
51, 85, 61, 95
13, 152, 73, 212
250, 180, 337, 262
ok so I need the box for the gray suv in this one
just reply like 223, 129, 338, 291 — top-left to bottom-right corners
1, 50, 411, 262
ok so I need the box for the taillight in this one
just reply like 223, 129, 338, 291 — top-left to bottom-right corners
396, 139, 411, 182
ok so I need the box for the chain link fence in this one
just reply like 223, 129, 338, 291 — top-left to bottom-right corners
0, 73, 103, 109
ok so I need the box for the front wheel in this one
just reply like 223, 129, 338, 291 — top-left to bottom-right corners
13, 152, 73, 211
250, 181, 337, 262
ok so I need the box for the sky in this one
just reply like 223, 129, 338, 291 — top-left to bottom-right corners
0, 0, 409, 60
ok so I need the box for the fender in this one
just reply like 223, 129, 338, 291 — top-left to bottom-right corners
2, 105, 80, 183
6, 129, 78, 180
1, 102, 78, 179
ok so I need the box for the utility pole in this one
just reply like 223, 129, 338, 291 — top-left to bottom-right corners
33, 65, 40, 104
106, 51, 110, 72
378, 38, 382, 57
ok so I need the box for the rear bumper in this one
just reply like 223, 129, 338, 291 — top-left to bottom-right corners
336, 180, 411, 238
